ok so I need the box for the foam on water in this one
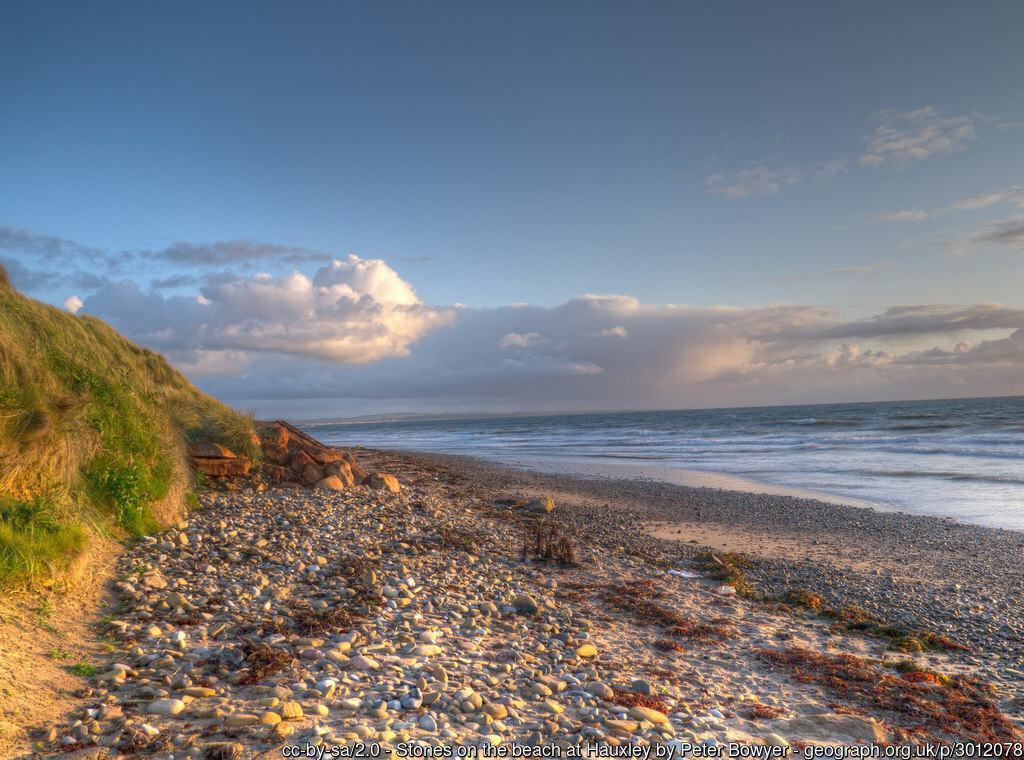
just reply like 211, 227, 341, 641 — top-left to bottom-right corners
301, 396, 1024, 532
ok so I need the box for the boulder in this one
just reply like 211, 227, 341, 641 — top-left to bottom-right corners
262, 464, 291, 483
324, 460, 355, 487
193, 457, 251, 478
350, 464, 368, 482
362, 472, 401, 493
187, 442, 236, 459
290, 449, 317, 474
307, 447, 341, 465
525, 496, 555, 514
313, 476, 346, 491
301, 462, 325, 485
258, 422, 290, 447
261, 441, 289, 465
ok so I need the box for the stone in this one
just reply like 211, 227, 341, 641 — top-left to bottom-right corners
261, 441, 289, 465
301, 462, 325, 485
146, 698, 185, 716
524, 497, 555, 514
575, 644, 598, 658
271, 723, 295, 741
223, 714, 258, 727
259, 712, 281, 724
419, 715, 437, 731
187, 442, 236, 459
765, 734, 790, 750
362, 473, 401, 493
182, 687, 216, 697
483, 703, 508, 720
412, 644, 442, 657
628, 706, 669, 725
324, 460, 355, 487
512, 594, 540, 614
630, 679, 654, 696
164, 591, 189, 608
289, 449, 317, 474
192, 457, 251, 478
140, 572, 168, 589
313, 476, 346, 491
279, 702, 304, 720
585, 682, 613, 699
351, 655, 380, 670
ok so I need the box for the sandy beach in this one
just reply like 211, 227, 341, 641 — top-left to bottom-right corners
8, 446, 1024, 758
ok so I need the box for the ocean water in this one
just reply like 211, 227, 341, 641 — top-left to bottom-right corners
301, 396, 1024, 532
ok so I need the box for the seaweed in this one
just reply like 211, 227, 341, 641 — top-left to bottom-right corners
757, 646, 1021, 742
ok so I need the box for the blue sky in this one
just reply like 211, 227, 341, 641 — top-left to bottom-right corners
3, 1, 1024, 416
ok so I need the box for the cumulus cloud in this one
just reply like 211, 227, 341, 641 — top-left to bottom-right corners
81, 256, 453, 366
62, 295, 83, 314
859, 107, 977, 168
705, 166, 801, 199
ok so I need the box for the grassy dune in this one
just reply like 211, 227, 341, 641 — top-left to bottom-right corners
0, 262, 257, 586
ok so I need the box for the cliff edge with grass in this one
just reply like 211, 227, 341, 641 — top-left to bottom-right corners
0, 262, 258, 587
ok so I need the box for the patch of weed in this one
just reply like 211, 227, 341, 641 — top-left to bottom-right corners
67, 661, 99, 677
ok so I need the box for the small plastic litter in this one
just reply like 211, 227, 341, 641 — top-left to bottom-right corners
668, 570, 701, 578
715, 584, 737, 596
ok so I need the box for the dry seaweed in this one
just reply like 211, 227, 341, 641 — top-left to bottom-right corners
758, 646, 1021, 742
521, 522, 576, 566
239, 641, 295, 684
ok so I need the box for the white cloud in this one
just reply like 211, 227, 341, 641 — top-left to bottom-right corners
586, 325, 629, 338
705, 166, 801, 199
859, 107, 977, 168
945, 186, 1024, 212
62, 295, 83, 314
81, 257, 453, 366
869, 210, 928, 222
942, 216, 1024, 254
497, 332, 546, 349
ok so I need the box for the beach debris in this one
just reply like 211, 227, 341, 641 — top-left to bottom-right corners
668, 569, 701, 578
524, 496, 556, 514
362, 472, 401, 493
716, 584, 737, 596
521, 521, 576, 565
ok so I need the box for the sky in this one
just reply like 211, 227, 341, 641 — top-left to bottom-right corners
2, 1, 1024, 418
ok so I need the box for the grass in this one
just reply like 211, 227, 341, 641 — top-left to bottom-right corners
0, 265, 257, 586
46, 648, 73, 660
66, 661, 99, 677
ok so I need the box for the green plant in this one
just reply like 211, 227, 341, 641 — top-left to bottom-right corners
46, 648, 72, 660
67, 661, 99, 677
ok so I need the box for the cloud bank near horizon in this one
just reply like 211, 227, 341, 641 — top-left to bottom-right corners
3, 226, 1024, 416
78, 284, 1024, 414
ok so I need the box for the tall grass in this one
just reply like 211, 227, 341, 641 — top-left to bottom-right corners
0, 264, 256, 585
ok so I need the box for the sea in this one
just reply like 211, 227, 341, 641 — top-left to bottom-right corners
300, 396, 1024, 533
